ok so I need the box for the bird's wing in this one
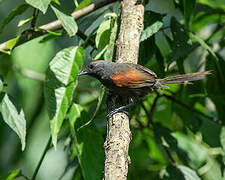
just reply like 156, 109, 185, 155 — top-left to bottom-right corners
110, 69, 156, 88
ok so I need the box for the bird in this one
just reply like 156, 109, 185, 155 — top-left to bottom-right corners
78, 60, 210, 116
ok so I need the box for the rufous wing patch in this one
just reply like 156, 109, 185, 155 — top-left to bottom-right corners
110, 70, 147, 87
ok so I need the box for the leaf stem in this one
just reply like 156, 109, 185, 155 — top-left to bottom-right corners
31, 136, 51, 180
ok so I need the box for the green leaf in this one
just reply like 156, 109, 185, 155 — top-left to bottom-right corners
69, 104, 104, 180
164, 165, 185, 180
198, 0, 225, 11
25, 0, 51, 14
51, 5, 78, 37
44, 46, 84, 148
140, 21, 163, 42
178, 165, 201, 180
220, 126, 225, 150
95, 19, 111, 48
0, 77, 4, 93
51, 0, 60, 5
18, 16, 33, 27
0, 94, 26, 151
104, 19, 118, 61
0, 4, 29, 32
74, 0, 92, 12
5, 34, 21, 51
189, 33, 218, 60
192, 12, 221, 32
164, 165, 200, 180
183, 0, 196, 28
206, 54, 225, 121
0, 169, 22, 180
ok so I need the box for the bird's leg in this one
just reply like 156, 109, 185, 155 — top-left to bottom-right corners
106, 92, 131, 117
107, 95, 142, 118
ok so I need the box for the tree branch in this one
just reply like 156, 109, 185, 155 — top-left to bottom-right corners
0, 0, 118, 52
104, 0, 144, 179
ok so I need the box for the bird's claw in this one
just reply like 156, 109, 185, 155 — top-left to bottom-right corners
106, 109, 129, 118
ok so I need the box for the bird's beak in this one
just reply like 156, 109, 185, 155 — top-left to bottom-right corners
77, 70, 88, 76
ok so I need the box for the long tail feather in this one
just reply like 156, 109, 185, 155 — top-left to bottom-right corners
158, 71, 211, 85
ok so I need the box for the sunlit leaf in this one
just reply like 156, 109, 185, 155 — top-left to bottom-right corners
5, 34, 21, 51
51, 5, 78, 37
69, 104, 104, 180
178, 165, 201, 180
198, 0, 225, 11
45, 46, 84, 147
18, 16, 33, 27
74, 0, 92, 12
0, 4, 29, 32
25, 0, 51, 14
0, 169, 22, 180
95, 19, 111, 49
0, 77, 4, 93
104, 19, 118, 61
51, 0, 60, 5
0, 94, 26, 151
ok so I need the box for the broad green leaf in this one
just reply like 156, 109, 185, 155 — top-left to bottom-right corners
0, 169, 22, 180
5, 34, 21, 51
25, 0, 51, 14
0, 94, 26, 151
51, 5, 78, 37
140, 21, 163, 42
18, 16, 33, 27
104, 18, 118, 61
178, 165, 201, 180
95, 19, 111, 51
0, 4, 29, 32
45, 46, 84, 147
95, 14, 117, 60
69, 104, 104, 180
183, 0, 196, 28
74, 0, 92, 12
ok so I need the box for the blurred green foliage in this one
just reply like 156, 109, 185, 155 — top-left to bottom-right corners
0, 0, 225, 179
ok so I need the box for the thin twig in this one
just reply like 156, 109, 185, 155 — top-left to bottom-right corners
31, 8, 39, 28
0, 0, 118, 51
162, 145, 176, 164
31, 136, 51, 180
162, 94, 221, 125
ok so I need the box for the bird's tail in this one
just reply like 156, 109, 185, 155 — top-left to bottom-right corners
156, 71, 211, 88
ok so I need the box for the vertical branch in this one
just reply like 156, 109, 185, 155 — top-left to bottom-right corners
104, 0, 144, 179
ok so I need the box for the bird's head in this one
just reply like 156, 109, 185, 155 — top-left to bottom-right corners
78, 60, 113, 79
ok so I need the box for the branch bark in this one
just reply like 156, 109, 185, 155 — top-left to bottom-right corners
0, 0, 118, 52
104, 0, 144, 179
